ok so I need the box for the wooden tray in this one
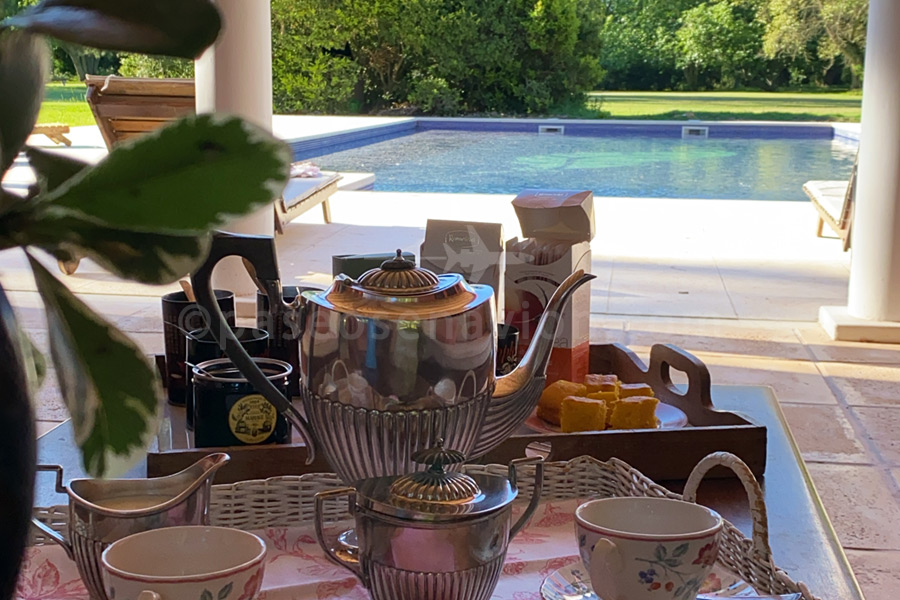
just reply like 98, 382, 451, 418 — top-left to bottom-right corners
147, 343, 766, 482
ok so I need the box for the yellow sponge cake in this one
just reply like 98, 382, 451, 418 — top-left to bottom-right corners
584, 374, 619, 394
609, 396, 659, 429
560, 396, 607, 432
538, 380, 587, 425
619, 383, 655, 399
586, 390, 619, 425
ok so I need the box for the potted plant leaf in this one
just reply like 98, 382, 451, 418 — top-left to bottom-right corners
0, 1, 292, 597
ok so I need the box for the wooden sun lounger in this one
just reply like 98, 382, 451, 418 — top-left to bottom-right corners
32, 123, 72, 146
85, 75, 195, 150
803, 153, 858, 252
62, 75, 338, 275
276, 173, 339, 233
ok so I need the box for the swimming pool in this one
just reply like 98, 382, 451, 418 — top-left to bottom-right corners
312, 129, 856, 201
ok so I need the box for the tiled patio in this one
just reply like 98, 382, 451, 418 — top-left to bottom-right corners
5, 124, 899, 599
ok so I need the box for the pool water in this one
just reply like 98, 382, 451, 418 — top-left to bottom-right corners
314, 130, 856, 201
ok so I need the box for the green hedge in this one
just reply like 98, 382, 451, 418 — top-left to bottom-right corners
116, 0, 604, 116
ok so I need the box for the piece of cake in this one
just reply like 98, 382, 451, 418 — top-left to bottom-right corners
538, 380, 587, 425
586, 390, 620, 425
609, 396, 659, 429
560, 396, 607, 433
619, 382, 655, 399
584, 373, 619, 394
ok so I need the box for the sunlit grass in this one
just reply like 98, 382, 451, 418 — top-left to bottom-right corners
590, 90, 861, 122
36, 82, 94, 126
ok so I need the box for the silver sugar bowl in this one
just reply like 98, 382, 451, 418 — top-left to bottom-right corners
314, 442, 544, 600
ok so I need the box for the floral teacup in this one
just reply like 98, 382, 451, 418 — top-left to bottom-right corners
575, 497, 722, 600
101, 526, 266, 600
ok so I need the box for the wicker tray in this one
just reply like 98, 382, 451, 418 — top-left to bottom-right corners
147, 343, 767, 483
33, 452, 816, 600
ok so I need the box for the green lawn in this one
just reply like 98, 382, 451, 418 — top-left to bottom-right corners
589, 90, 861, 122
36, 82, 95, 126
35, 82, 863, 126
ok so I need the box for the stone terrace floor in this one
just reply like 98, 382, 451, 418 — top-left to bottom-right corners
5, 123, 899, 599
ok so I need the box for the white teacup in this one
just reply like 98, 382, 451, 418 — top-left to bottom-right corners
575, 497, 723, 600
101, 526, 267, 600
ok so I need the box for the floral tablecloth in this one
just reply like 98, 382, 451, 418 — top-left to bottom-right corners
18, 498, 593, 600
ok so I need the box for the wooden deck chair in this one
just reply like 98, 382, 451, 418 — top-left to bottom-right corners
31, 123, 72, 146
85, 75, 195, 150
802, 151, 858, 252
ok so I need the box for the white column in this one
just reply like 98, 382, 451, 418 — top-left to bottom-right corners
819, 0, 900, 342
195, 0, 274, 308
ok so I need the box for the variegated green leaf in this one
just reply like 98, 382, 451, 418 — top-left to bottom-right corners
17, 213, 211, 284
0, 31, 49, 174
20, 329, 46, 390
2, 0, 221, 59
28, 253, 160, 477
37, 114, 291, 234
25, 146, 90, 192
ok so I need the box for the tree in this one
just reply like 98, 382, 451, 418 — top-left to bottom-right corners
761, 0, 868, 87
598, 0, 703, 90
676, 0, 767, 89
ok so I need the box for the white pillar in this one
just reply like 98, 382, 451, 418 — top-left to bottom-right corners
819, 0, 900, 343
195, 0, 274, 307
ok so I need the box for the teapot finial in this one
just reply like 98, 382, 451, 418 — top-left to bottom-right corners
411, 439, 467, 473
391, 442, 480, 503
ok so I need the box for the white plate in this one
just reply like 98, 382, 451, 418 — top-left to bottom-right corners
540, 563, 753, 599
524, 402, 689, 434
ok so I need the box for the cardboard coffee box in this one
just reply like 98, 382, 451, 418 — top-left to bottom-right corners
506, 190, 595, 384
420, 220, 505, 320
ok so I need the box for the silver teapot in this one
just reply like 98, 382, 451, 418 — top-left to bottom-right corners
191, 233, 593, 481
314, 442, 544, 600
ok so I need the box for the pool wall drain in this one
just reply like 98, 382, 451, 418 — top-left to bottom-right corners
538, 125, 565, 135
682, 126, 709, 139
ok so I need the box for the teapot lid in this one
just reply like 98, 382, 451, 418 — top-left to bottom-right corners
356, 250, 441, 294
353, 440, 518, 522
310, 250, 494, 321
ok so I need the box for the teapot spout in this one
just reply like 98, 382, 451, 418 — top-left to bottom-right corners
471, 269, 595, 458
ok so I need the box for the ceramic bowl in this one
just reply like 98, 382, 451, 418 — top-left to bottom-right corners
101, 526, 266, 600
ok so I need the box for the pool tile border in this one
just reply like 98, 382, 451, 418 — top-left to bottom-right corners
287, 117, 860, 161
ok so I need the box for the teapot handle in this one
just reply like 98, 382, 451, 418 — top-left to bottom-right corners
190, 231, 316, 463
314, 487, 362, 577
508, 456, 544, 540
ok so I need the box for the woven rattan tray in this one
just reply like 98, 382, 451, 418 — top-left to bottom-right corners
32, 452, 816, 600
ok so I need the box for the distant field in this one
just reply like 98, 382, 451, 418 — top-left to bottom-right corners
590, 91, 862, 122
36, 82, 94, 127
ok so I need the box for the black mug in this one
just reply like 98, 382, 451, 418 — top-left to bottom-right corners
161, 289, 234, 405
186, 326, 269, 429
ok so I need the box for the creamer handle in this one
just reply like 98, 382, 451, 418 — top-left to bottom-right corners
30, 465, 74, 559
509, 456, 544, 539
314, 488, 362, 577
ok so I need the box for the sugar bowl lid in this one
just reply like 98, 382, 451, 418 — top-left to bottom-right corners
352, 440, 518, 522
